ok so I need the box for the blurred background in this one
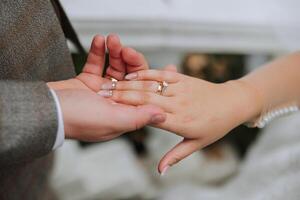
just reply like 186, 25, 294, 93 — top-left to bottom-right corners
51, 0, 300, 199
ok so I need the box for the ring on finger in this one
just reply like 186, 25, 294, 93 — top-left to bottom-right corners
156, 82, 163, 94
110, 78, 118, 89
156, 81, 169, 96
161, 81, 169, 96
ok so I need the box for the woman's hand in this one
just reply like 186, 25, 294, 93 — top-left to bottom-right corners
56, 89, 165, 142
47, 34, 148, 91
98, 69, 263, 174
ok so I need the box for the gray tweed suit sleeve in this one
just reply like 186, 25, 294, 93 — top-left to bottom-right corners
0, 81, 58, 167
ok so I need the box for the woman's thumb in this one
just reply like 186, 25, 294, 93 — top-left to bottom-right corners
158, 138, 202, 176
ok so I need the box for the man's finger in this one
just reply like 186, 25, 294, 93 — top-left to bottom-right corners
158, 138, 203, 175
112, 103, 167, 132
122, 47, 149, 73
83, 35, 106, 75
164, 64, 178, 72
106, 34, 126, 80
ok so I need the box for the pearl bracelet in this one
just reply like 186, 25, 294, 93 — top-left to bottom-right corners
255, 105, 299, 128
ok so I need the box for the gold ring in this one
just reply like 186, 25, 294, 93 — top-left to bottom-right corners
157, 81, 168, 95
110, 78, 118, 90
156, 82, 163, 94
161, 81, 168, 95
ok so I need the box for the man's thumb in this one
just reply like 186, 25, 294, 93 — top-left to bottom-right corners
134, 104, 166, 130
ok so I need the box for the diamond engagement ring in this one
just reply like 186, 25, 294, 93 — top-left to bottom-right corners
157, 81, 168, 95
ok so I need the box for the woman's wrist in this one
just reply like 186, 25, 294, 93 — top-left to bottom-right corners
223, 79, 264, 126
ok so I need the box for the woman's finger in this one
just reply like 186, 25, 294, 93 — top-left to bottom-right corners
101, 80, 176, 97
158, 138, 203, 175
125, 69, 181, 83
98, 90, 173, 112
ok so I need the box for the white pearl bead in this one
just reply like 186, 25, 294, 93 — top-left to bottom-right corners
270, 112, 276, 119
263, 118, 269, 124
265, 113, 271, 120
292, 107, 299, 112
276, 110, 281, 115
255, 105, 299, 129
257, 122, 265, 128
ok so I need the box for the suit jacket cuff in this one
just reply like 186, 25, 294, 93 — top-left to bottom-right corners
49, 89, 65, 149
0, 81, 58, 166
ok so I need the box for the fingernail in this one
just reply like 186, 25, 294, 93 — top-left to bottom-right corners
151, 114, 166, 124
125, 73, 138, 80
160, 165, 170, 176
101, 82, 113, 90
97, 90, 113, 97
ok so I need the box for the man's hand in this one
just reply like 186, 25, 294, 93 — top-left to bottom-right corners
48, 34, 149, 92
46, 34, 158, 142
56, 89, 165, 141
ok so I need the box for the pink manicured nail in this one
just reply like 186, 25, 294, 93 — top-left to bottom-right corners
151, 114, 166, 124
97, 90, 113, 97
160, 165, 170, 176
101, 82, 113, 90
125, 73, 138, 80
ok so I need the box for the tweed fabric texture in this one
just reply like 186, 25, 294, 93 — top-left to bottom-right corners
0, 0, 75, 199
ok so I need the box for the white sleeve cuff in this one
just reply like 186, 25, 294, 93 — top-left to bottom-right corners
50, 89, 65, 150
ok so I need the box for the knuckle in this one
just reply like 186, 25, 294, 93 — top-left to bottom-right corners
136, 71, 142, 79
113, 91, 122, 101
140, 82, 148, 90
143, 81, 154, 91
137, 92, 150, 104
143, 93, 151, 103
158, 71, 167, 80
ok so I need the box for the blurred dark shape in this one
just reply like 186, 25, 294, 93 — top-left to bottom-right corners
182, 53, 259, 158
123, 128, 150, 156
182, 54, 244, 83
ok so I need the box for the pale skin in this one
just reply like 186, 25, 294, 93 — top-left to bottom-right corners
99, 51, 300, 174
47, 34, 166, 142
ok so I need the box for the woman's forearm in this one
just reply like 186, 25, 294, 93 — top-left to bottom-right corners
239, 52, 300, 125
